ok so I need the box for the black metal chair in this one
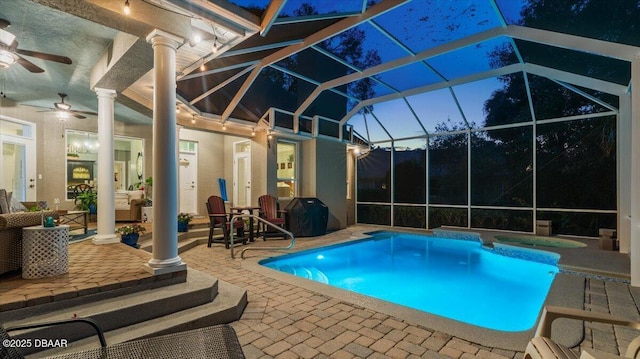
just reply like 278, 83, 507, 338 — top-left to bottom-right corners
72, 183, 93, 198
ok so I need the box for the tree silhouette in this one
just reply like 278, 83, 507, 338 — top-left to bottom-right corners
261, 2, 381, 118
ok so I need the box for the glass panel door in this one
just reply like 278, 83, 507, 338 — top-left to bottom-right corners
1, 118, 36, 201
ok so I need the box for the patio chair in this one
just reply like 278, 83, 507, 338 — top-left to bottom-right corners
72, 183, 93, 198
1, 318, 245, 359
206, 195, 247, 249
258, 194, 287, 240
525, 306, 640, 359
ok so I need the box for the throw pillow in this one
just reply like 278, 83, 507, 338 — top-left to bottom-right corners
0, 189, 8, 214
9, 195, 27, 213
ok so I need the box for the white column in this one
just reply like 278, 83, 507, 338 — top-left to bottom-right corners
92, 88, 119, 245
176, 125, 182, 212
145, 29, 186, 274
618, 93, 631, 254
631, 57, 640, 286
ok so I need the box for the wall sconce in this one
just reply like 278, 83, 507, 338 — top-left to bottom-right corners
124, 0, 131, 15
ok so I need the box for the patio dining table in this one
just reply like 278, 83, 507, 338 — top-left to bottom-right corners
229, 205, 261, 242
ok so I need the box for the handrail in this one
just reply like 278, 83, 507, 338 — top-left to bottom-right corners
229, 214, 295, 259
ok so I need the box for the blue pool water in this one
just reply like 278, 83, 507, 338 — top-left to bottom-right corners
260, 232, 558, 332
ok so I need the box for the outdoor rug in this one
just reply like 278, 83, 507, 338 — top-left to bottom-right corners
69, 229, 96, 243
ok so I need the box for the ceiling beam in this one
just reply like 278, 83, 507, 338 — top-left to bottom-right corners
190, 64, 257, 105
31, 0, 192, 39
219, 40, 303, 58
90, 32, 154, 91
273, 11, 362, 25
506, 25, 639, 61
179, 60, 259, 81
219, 0, 410, 123
523, 63, 627, 95
260, 0, 287, 36
164, 0, 261, 36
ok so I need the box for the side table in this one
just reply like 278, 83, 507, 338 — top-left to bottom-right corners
22, 225, 70, 279
58, 210, 88, 234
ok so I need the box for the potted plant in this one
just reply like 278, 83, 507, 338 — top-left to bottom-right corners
116, 223, 146, 248
177, 212, 192, 232
134, 177, 153, 201
74, 191, 97, 214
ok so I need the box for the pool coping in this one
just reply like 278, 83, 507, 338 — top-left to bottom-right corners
241, 234, 585, 351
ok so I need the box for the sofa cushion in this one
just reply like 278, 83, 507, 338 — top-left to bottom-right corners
115, 192, 129, 210
128, 190, 144, 202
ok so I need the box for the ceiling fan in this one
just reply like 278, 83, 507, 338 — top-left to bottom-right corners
22, 93, 98, 119
0, 18, 72, 73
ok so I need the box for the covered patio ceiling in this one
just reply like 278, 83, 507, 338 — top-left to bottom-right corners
175, 0, 638, 144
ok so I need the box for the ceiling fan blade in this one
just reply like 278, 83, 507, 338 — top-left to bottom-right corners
72, 110, 98, 116
73, 113, 87, 119
15, 49, 72, 64
0, 19, 9, 30
15, 55, 44, 73
20, 104, 55, 110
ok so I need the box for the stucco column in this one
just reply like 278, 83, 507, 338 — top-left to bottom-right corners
631, 57, 640, 287
92, 88, 118, 245
145, 29, 186, 274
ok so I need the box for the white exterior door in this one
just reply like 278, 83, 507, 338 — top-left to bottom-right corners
179, 151, 197, 214
0, 117, 36, 201
233, 140, 251, 207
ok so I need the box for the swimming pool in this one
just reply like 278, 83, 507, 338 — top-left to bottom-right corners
260, 231, 558, 332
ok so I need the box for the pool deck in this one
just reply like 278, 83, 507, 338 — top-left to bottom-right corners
181, 225, 639, 358
2, 224, 638, 358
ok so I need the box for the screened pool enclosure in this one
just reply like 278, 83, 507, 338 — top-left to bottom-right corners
181, 0, 639, 239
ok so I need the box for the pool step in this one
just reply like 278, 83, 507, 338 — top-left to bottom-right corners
280, 265, 329, 284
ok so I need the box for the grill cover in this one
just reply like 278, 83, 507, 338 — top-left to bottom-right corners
285, 197, 328, 237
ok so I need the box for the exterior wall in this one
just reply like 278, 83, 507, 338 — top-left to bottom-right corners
251, 132, 268, 205
302, 137, 347, 230
346, 148, 356, 225
177, 130, 267, 213
178, 128, 225, 215
3, 96, 333, 226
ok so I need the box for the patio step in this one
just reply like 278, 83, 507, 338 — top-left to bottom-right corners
30, 280, 247, 358
138, 226, 216, 254
4, 269, 247, 357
